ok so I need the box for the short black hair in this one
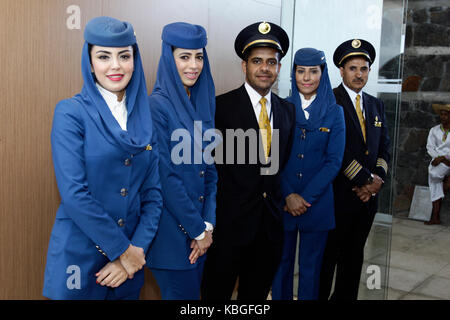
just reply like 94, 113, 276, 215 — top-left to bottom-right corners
340, 55, 371, 68
243, 46, 282, 62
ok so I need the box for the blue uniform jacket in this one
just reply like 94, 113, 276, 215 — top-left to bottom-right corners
43, 94, 163, 299
281, 102, 345, 231
147, 95, 217, 270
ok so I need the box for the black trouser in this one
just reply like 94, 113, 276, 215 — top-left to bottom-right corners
201, 223, 283, 301
318, 209, 376, 300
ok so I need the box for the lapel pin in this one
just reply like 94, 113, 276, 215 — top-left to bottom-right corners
374, 116, 382, 127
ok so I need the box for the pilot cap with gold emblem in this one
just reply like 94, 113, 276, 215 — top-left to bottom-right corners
234, 21, 290, 60
333, 38, 376, 68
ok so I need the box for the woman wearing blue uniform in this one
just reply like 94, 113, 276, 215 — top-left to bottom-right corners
43, 17, 162, 300
271, 48, 345, 300
147, 22, 217, 300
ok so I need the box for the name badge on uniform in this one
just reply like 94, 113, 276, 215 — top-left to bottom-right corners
374, 116, 382, 127
319, 127, 330, 132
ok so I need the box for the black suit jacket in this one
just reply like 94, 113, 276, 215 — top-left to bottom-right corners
214, 84, 295, 245
332, 84, 390, 216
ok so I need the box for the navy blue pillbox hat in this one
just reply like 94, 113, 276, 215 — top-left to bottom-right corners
162, 22, 207, 49
294, 48, 326, 66
84, 16, 136, 47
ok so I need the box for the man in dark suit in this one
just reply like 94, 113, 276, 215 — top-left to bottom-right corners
318, 39, 390, 300
201, 21, 295, 300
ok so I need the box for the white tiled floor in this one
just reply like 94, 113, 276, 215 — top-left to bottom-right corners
331, 216, 450, 300
386, 217, 450, 300
249, 217, 450, 300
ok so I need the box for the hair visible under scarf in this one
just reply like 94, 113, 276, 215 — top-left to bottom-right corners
75, 16, 153, 154
150, 22, 215, 137
288, 47, 337, 131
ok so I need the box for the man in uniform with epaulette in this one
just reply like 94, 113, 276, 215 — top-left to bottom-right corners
319, 39, 390, 300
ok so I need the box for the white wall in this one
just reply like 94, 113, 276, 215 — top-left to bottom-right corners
279, 0, 384, 97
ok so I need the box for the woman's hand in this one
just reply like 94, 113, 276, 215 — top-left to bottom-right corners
189, 230, 213, 264
119, 244, 146, 279
285, 193, 311, 216
95, 260, 128, 288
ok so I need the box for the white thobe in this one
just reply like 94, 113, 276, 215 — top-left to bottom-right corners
427, 124, 450, 201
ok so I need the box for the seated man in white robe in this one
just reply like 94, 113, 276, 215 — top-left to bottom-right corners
426, 104, 450, 225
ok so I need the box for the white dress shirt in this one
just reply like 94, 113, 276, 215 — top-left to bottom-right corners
96, 83, 128, 131
342, 82, 365, 119
299, 92, 317, 120
245, 82, 273, 131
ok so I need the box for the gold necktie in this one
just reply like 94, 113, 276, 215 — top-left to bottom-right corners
355, 94, 366, 142
258, 97, 271, 159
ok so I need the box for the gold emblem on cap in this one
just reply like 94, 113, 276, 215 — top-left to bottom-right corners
352, 39, 361, 48
258, 22, 271, 34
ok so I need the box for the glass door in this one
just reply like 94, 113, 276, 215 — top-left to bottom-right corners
279, 0, 407, 299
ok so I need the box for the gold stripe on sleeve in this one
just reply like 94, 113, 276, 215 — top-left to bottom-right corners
376, 158, 388, 174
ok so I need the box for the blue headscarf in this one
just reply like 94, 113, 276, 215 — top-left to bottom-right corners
150, 22, 215, 136
288, 48, 337, 131
74, 16, 153, 154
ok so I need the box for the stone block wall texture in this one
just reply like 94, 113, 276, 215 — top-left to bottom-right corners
389, 1, 449, 224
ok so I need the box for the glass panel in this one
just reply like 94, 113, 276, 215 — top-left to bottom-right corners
372, 0, 406, 299
281, 0, 406, 299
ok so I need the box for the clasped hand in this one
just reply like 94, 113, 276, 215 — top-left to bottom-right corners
284, 193, 311, 216
96, 244, 145, 288
352, 174, 383, 203
189, 230, 213, 265
432, 156, 450, 167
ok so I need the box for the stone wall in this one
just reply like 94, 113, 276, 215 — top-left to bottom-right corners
392, 1, 450, 224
